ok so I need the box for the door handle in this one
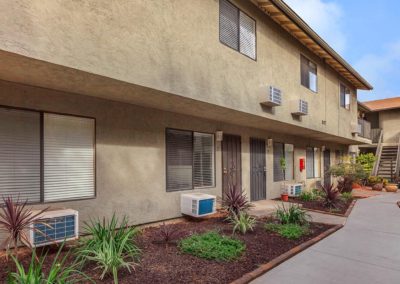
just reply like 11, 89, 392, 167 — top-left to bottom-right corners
223, 168, 228, 174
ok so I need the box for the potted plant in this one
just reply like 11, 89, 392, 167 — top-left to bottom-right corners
280, 157, 288, 201
385, 183, 398, 192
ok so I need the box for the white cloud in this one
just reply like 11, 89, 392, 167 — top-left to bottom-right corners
284, 0, 346, 53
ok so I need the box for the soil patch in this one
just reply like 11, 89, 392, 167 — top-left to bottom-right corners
277, 197, 353, 215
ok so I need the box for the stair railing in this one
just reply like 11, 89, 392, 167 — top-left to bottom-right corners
372, 130, 384, 176
395, 135, 400, 180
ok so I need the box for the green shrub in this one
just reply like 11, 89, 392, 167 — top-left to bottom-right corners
265, 223, 309, 239
8, 243, 92, 284
299, 190, 316, 201
341, 192, 353, 202
75, 214, 140, 284
179, 231, 245, 261
226, 212, 257, 234
275, 204, 310, 225
329, 162, 366, 193
356, 153, 375, 176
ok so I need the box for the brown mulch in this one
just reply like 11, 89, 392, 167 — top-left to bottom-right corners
280, 197, 353, 215
0, 217, 333, 284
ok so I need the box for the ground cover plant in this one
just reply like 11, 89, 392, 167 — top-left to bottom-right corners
178, 231, 245, 261
226, 212, 257, 234
75, 214, 140, 284
340, 192, 354, 203
265, 223, 309, 240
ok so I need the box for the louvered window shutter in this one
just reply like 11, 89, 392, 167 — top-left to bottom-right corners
340, 84, 346, 107
306, 147, 315, 178
193, 133, 215, 188
239, 11, 256, 59
219, 0, 239, 50
301, 56, 309, 87
314, 148, 321, 178
166, 129, 193, 191
44, 114, 95, 202
0, 108, 41, 203
273, 142, 284, 182
284, 144, 294, 181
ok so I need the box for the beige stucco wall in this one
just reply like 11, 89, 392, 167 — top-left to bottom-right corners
379, 109, 400, 143
0, 80, 346, 238
0, 0, 359, 142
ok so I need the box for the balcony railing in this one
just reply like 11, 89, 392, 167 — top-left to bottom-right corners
358, 119, 371, 139
371, 128, 382, 143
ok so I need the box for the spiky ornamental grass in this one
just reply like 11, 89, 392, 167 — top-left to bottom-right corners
75, 214, 140, 284
0, 196, 48, 260
226, 212, 257, 234
222, 185, 253, 216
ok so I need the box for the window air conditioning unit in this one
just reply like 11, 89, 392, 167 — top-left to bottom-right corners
181, 193, 216, 217
284, 183, 303, 197
25, 209, 79, 247
261, 86, 282, 107
292, 100, 308, 116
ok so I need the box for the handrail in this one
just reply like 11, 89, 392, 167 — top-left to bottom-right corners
395, 135, 400, 180
372, 130, 384, 176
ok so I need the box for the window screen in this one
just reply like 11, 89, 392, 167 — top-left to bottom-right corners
301, 55, 318, 92
306, 147, 315, 179
0, 108, 41, 203
285, 144, 294, 181
44, 114, 95, 202
273, 142, 284, 182
220, 0, 256, 59
193, 133, 215, 188
166, 129, 193, 192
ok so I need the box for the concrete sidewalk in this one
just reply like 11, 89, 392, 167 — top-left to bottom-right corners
252, 193, 400, 284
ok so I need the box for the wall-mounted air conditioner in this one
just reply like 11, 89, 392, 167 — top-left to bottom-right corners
181, 193, 216, 217
292, 99, 308, 116
261, 86, 282, 107
284, 183, 303, 197
25, 209, 79, 247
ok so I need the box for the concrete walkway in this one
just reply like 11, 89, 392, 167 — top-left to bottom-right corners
252, 193, 400, 284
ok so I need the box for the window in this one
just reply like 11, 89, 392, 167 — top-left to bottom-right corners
166, 129, 215, 192
273, 142, 294, 182
340, 83, 351, 110
306, 147, 321, 179
219, 0, 256, 60
301, 55, 318, 92
0, 107, 95, 204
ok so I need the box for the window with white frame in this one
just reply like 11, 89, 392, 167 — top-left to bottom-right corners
306, 147, 321, 179
219, 0, 256, 60
340, 83, 351, 110
301, 55, 318, 92
0, 107, 95, 204
166, 129, 215, 192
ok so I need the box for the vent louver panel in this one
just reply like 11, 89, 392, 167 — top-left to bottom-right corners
239, 12, 256, 59
33, 215, 76, 245
219, 0, 239, 50
292, 99, 308, 116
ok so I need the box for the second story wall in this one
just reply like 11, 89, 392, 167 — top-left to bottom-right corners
379, 109, 400, 143
0, 0, 359, 140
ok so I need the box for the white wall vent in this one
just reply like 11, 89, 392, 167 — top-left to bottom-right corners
261, 86, 282, 107
292, 100, 308, 116
25, 209, 79, 247
284, 183, 303, 197
181, 193, 216, 217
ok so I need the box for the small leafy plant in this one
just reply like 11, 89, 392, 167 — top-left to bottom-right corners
76, 214, 140, 284
329, 161, 366, 193
222, 185, 253, 216
226, 212, 257, 234
341, 192, 353, 203
265, 223, 309, 239
0, 196, 48, 259
179, 231, 245, 261
275, 204, 310, 225
322, 184, 340, 209
8, 243, 93, 283
154, 222, 183, 246
299, 190, 317, 202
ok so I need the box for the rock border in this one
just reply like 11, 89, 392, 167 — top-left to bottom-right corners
230, 224, 343, 284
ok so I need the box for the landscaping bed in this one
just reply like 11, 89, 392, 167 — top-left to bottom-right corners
277, 197, 354, 216
0, 217, 333, 284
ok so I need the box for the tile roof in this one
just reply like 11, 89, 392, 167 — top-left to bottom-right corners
362, 97, 400, 112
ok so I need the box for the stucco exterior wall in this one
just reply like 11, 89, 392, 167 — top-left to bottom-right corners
0, 80, 346, 236
379, 109, 400, 143
0, 0, 358, 141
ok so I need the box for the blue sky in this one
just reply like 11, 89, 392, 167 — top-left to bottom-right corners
285, 0, 400, 102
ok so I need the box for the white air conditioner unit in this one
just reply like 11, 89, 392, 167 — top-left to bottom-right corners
261, 86, 282, 107
181, 193, 216, 217
284, 183, 303, 197
292, 100, 308, 116
25, 209, 79, 247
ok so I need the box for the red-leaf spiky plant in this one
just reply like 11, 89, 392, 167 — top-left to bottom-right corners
222, 185, 253, 216
322, 184, 340, 209
0, 196, 48, 259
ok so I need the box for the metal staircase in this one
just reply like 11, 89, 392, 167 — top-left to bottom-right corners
377, 146, 398, 180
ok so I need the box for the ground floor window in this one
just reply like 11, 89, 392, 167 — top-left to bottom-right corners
306, 147, 321, 179
166, 129, 215, 192
273, 142, 294, 182
0, 107, 95, 204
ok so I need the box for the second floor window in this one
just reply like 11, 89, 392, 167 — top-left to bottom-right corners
219, 0, 256, 60
301, 55, 318, 92
340, 83, 351, 110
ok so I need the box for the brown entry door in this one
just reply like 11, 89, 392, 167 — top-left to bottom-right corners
222, 134, 242, 196
250, 138, 266, 201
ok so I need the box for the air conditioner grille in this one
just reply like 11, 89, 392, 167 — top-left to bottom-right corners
299, 100, 308, 114
33, 215, 75, 245
269, 86, 282, 105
